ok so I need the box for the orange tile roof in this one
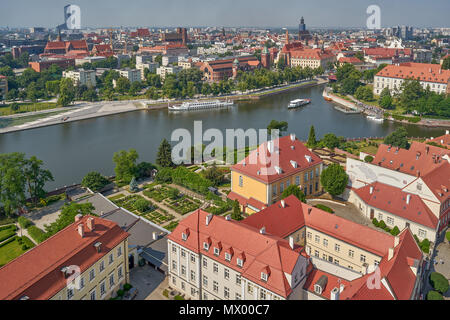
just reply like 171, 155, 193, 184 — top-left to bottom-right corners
353, 182, 439, 229
0, 216, 129, 300
373, 141, 450, 177
375, 63, 450, 84
290, 48, 334, 60
231, 135, 322, 184
427, 133, 450, 147
167, 209, 305, 298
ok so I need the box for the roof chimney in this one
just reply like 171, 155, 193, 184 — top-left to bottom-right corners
77, 224, 84, 238
388, 247, 394, 261
406, 194, 411, 205
75, 214, 83, 222
369, 186, 374, 194
281, 199, 285, 208
94, 242, 102, 253
206, 214, 213, 226
289, 236, 294, 249
330, 287, 340, 300
87, 217, 95, 231
290, 133, 296, 141
259, 226, 266, 234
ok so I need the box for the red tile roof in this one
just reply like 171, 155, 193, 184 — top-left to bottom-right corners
375, 63, 450, 84
338, 56, 363, 64
231, 135, 322, 184
427, 133, 450, 148
242, 195, 395, 257
167, 209, 305, 298
0, 216, 129, 300
353, 182, 439, 229
372, 141, 450, 177
420, 162, 450, 205
363, 47, 412, 57
290, 48, 335, 60
303, 269, 350, 299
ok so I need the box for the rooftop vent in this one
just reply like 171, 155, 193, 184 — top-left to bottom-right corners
290, 133, 296, 141
225, 214, 231, 221
94, 242, 102, 253
281, 200, 285, 208
259, 226, 266, 234
206, 214, 213, 226
290, 160, 298, 168
305, 155, 312, 163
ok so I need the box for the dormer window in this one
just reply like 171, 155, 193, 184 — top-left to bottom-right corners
261, 272, 268, 282
214, 247, 220, 256
203, 242, 209, 251
225, 253, 231, 261
237, 258, 243, 267
182, 233, 187, 241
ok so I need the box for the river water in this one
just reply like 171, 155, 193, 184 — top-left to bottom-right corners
0, 84, 446, 189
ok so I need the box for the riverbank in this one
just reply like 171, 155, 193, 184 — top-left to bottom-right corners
323, 88, 450, 128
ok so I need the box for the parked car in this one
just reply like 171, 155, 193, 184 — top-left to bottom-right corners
123, 287, 138, 300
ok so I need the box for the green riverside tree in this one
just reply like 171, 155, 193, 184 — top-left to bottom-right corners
156, 139, 174, 168
113, 149, 139, 183
281, 185, 306, 203
307, 125, 317, 148
383, 127, 410, 149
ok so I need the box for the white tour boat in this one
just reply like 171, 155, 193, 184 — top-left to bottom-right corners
288, 98, 311, 109
168, 99, 234, 111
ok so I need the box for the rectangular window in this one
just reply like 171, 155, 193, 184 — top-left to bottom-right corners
181, 249, 186, 258
213, 281, 218, 293
280, 182, 284, 193
236, 275, 241, 286
378, 213, 383, 221
224, 268, 229, 280
203, 275, 208, 287
100, 281, 106, 296
309, 184, 313, 194
349, 250, 354, 258
236, 293, 241, 300
89, 269, 95, 282
323, 239, 328, 247
360, 255, 366, 263
181, 265, 186, 276
191, 288, 196, 296
191, 255, 196, 263
118, 266, 123, 279
172, 261, 177, 271
314, 250, 319, 257
316, 167, 320, 177
67, 288, 74, 300
203, 258, 208, 268
286, 180, 290, 187
272, 184, 277, 195
190, 270, 196, 282
117, 246, 122, 257
387, 216, 394, 226
295, 176, 300, 185
315, 182, 319, 192
203, 292, 208, 300
109, 253, 114, 265
239, 176, 243, 187
213, 263, 218, 273
109, 274, 115, 287
224, 287, 230, 299
172, 245, 177, 253
335, 244, 340, 252
307, 232, 312, 240
310, 171, 314, 180
315, 235, 320, 243
79, 277, 85, 289
99, 261, 105, 273
260, 289, 266, 300
304, 172, 308, 182
418, 229, 427, 238
90, 289, 96, 300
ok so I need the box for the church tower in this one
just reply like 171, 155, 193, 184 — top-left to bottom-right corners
261, 46, 270, 69
285, 29, 289, 45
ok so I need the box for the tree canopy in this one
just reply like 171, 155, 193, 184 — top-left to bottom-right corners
156, 139, 174, 168
320, 164, 348, 196
113, 149, 139, 183
281, 185, 306, 203
81, 171, 110, 192
383, 127, 410, 149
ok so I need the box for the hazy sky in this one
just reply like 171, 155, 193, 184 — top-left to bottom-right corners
1, 0, 449, 28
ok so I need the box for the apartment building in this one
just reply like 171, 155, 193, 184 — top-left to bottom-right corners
0, 75, 7, 100
136, 62, 159, 80
63, 69, 96, 87
345, 139, 450, 242
0, 215, 129, 300
117, 68, 141, 83
228, 134, 323, 214
242, 196, 424, 300
169, 196, 424, 300
167, 209, 310, 300
157, 65, 182, 80
373, 63, 450, 95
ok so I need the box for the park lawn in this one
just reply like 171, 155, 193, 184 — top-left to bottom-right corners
0, 102, 59, 116
359, 144, 379, 155
0, 215, 17, 226
0, 110, 68, 129
0, 236, 35, 266
0, 226, 17, 242
108, 193, 126, 201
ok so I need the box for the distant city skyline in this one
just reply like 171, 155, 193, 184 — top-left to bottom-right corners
1, 0, 449, 29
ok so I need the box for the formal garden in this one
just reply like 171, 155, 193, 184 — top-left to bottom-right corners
0, 223, 35, 267
110, 193, 175, 226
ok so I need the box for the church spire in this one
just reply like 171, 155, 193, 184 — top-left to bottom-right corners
285, 29, 289, 45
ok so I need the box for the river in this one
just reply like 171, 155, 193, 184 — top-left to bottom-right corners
0, 84, 446, 190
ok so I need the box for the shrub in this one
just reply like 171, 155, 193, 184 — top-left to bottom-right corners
18, 216, 33, 229
390, 226, 400, 236
81, 171, 110, 192
133, 198, 150, 213
174, 295, 184, 300
427, 290, 444, 300
123, 283, 132, 291
378, 220, 386, 229
117, 289, 125, 297
429, 272, 449, 294
364, 155, 374, 163
372, 218, 379, 227
420, 238, 430, 253
26, 225, 48, 243
314, 204, 334, 213
21, 244, 28, 250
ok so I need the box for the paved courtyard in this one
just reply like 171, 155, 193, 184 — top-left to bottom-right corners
129, 264, 166, 300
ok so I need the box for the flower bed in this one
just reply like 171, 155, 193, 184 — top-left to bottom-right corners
165, 197, 201, 215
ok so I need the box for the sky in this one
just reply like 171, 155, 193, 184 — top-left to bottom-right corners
1, 0, 449, 29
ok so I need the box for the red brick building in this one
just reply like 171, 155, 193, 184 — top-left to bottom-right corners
200, 56, 261, 82
29, 58, 75, 72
